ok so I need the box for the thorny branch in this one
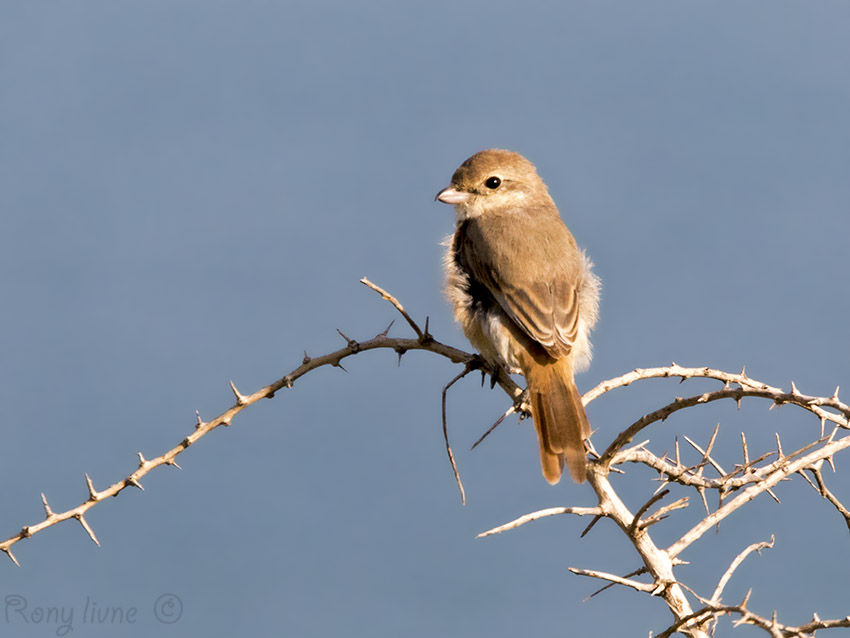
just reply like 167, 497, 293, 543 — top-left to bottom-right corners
655, 601, 850, 638
487, 362, 850, 637
3, 282, 848, 637
1, 278, 513, 565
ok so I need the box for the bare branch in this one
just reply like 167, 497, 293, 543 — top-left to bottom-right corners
710, 536, 774, 605
630, 489, 669, 534
811, 466, 850, 533
360, 277, 425, 339
585, 366, 850, 466
668, 435, 850, 559
586, 465, 707, 637
477, 506, 604, 538
641, 497, 689, 530
1, 280, 494, 559
584, 565, 650, 601
442, 365, 475, 505
657, 603, 850, 638
568, 567, 659, 594
4, 285, 849, 638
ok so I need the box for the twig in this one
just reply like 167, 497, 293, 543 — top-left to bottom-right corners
360, 277, 424, 340
641, 497, 689, 530
568, 567, 659, 595
477, 506, 604, 537
584, 566, 649, 601
710, 536, 774, 605
811, 466, 850, 533
442, 366, 474, 505
630, 489, 669, 534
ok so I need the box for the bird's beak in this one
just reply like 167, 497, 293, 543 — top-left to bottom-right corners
435, 186, 470, 205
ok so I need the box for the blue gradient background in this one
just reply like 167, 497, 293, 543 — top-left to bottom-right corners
2, 2, 849, 636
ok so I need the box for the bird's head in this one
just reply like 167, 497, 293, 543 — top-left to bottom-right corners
435, 149, 551, 221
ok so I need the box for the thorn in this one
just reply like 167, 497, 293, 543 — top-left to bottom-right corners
480, 370, 486, 388
826, 454, 836, 473
85, 474, 99, 501
775, 433, 784, 458
470, 406, 514, 451
675, 437, 681, 468
741, 588, 752, 609
333, 361, 348, 373
126, 477, 144, 491
302, 351, 311, 364
740, 365, 747, 378
336, 329, 360, 352
580, 514, 603, 538
833, 386, 840, 401
797, 469, 819, 492
137, 452, 147, 468
766, 488, 781, 504
696, 487, 710, 515
195, 410, 204, 429
229, 379, 247, 405
3, 548, 20, 567
166, 458, 182, 470
76, 514, 100, 547
820, 417, 826, 438
735, 395, 742, 409
706, 423, 720, 456
790, 381, 799, 395
423, 316, 431, 340
378, 320, 394, 337
741, 432, 749, 466
395, 346, 406, 366
41, 493, 54, 518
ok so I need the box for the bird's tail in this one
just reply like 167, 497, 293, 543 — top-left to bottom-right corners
525, 358, 591, 484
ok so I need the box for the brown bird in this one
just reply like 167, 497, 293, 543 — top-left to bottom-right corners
436, 149, 600, 484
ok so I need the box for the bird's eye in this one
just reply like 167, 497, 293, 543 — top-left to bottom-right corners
485, 176, 501, 189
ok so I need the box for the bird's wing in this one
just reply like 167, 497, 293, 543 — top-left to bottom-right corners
459, 213, 579, 358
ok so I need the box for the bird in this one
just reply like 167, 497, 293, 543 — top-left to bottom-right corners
436, 149, 600, 484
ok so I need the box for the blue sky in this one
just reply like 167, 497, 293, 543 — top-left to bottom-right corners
2, 2, 849, 636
